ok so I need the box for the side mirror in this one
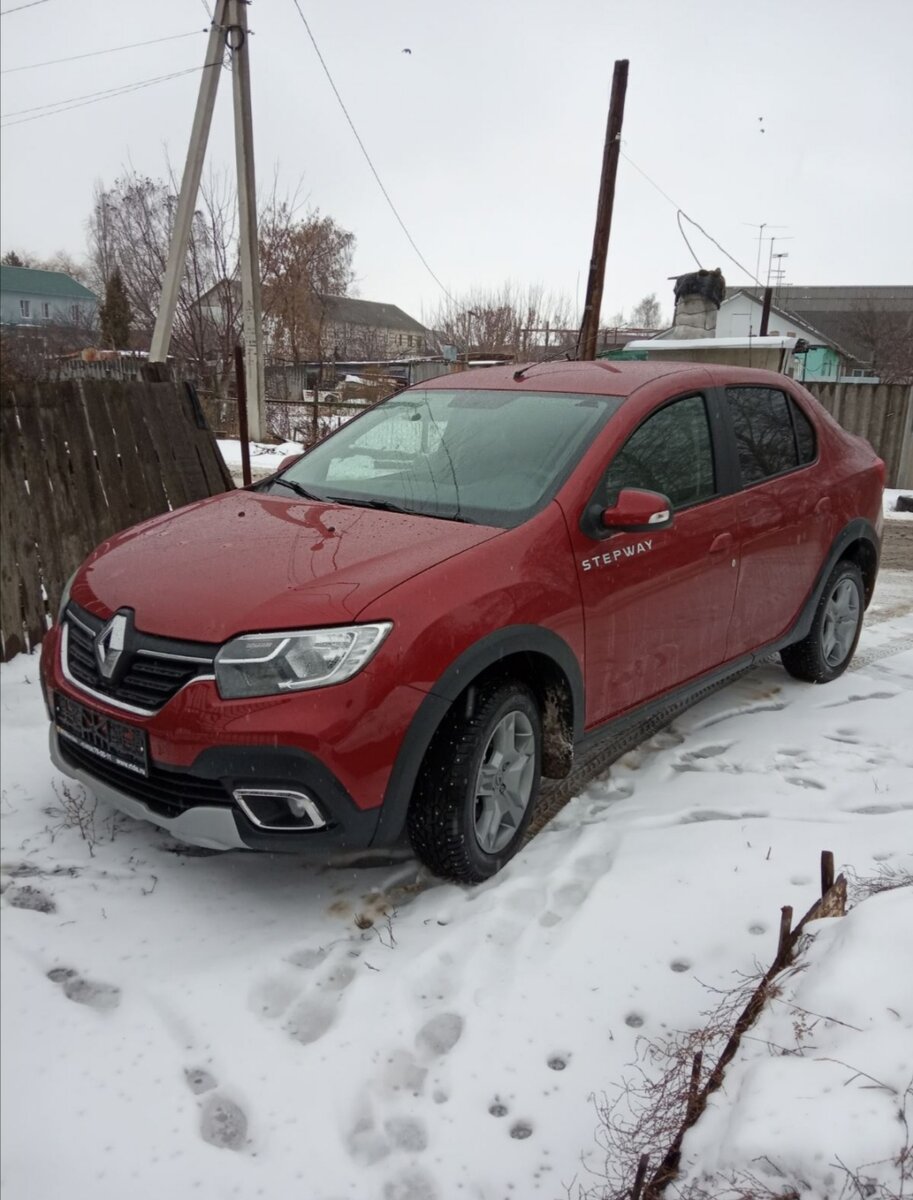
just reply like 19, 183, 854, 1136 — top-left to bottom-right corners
277, 452, 304, 473
601, 487, 673, 533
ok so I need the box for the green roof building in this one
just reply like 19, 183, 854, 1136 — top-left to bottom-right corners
0, 265, 97, 328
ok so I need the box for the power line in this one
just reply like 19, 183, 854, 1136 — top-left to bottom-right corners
288, 0, 456, 305
0, 0, 51, 14
1, 30, 204, 75
0, 61, 222, 126
620, 146, 765, 287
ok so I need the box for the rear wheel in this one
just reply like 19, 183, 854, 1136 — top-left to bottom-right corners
408, 681, 542, 883
780, 559, 864, 683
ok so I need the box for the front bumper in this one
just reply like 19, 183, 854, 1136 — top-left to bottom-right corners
50, 726, 384, 854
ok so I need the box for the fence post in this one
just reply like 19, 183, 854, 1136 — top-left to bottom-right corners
234, 345, 252, 487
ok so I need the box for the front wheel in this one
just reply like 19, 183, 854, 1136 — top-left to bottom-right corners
408, 681, 542, 883
780, 559, 864, 683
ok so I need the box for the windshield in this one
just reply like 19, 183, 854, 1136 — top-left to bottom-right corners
263, 389, 623, 527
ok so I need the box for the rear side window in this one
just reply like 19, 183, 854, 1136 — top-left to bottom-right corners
791, 399, 817, 464
602, 394, 716, 509
726, 386, 803, 484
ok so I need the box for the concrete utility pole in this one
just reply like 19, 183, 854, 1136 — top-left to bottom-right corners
578, 60, 629, 361
227, 0, 265, 440
149, 0, 266, 440
149, 2, 227, 366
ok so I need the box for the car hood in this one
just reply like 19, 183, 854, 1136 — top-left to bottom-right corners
73, 490, 502, 642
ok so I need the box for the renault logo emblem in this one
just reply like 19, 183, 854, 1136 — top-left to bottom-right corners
95, 613, 128, 680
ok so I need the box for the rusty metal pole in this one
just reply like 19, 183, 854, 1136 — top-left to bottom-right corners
578, 60, 629, 361
234, 344, 252, 487
759, 286, 773, 337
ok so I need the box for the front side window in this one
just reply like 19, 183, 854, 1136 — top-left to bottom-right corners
601, 394, 716, 510
727, 387, 802, 484
271, 389, 624, 527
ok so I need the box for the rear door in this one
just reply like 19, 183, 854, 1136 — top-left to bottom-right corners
721, 384, 836, 657
567, 391, 741, 728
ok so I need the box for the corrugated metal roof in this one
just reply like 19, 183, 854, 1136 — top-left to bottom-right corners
319, 294, 429, 335
0, 265, 96, 301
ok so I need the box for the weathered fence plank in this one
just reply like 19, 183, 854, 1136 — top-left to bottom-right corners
0, 379, 232, 662
806, 381, 913, 488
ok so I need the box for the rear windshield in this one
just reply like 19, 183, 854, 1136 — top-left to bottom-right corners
267, 389, 623, 527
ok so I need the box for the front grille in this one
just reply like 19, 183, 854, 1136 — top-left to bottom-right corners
64, 605, 217, 712
59, 738, 233, 821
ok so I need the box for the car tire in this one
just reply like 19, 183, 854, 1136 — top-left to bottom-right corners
408, 680, 542, 883
780, 559, 864, 684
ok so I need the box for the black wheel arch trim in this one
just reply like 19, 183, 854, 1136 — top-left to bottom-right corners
372, 625, 584, 848
769, 517, 880, 654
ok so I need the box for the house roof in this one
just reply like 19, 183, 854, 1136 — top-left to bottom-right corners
723, 290, 848, 353
318, 295, 429, 335
724, 285, 913, 363
0, 265, 96, 301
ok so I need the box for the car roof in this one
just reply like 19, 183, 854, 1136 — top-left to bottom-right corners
417, 360, 797, 398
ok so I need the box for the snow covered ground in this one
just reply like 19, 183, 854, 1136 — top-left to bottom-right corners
216, 438, 303, 485
2, 574, 912, 1200
884, 488, 913, 521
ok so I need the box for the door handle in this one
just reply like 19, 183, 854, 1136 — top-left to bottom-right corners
709, 532, 733, 554
815, 496, 831, 515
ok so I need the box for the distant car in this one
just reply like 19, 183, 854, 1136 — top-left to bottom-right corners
41, 363, 884, 881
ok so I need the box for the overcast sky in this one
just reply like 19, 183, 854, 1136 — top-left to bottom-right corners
1, 0, 911, 324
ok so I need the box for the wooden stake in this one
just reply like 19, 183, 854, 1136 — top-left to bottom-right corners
820, 850, 835, 898
776, 905, 794, 963
632, 1152, 650, 1200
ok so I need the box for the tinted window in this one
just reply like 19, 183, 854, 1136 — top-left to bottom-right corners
602, 394, 716, 509
727, 387, 798, 484
273, 389, 623, 528
791, 399, 816, 464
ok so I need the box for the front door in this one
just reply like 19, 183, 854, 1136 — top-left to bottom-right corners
567, 392, 741, 729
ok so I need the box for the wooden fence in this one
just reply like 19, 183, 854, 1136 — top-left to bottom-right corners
806, 381, 913, 488
0, 379, 233, 662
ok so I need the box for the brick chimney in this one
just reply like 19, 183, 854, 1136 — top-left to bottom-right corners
668, 268, 726, 339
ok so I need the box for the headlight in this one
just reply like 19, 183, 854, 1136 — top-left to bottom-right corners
214, 623, 392, 699
57, 570, 78, 624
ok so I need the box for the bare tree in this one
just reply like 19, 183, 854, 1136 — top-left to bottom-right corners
628, 293, 664, 329
837, 301, 913, 384
259, 189, 355, 363
425, 282, 579, 360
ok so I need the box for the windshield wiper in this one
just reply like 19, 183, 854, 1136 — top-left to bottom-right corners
323, 495, 415, 515
324, 495, 475, 523
271, 478, 324, 501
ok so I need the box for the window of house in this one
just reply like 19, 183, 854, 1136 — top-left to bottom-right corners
602, 394, 716, 510
70, 304, 80, 322
42, 302, 50, 319
19, 299, 30, 318
726, 387, 802, 484
407, 335, 413, 348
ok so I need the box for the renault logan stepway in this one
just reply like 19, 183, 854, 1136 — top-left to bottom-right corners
42, 362, 884, 881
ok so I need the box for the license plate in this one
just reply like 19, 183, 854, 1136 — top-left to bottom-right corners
54, 693, 149, 777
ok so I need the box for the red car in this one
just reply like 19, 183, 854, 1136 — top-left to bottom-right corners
41, 362, 884, 881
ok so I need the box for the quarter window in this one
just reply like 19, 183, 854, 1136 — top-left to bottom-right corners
727, 387, 800, 484
602, 394, 716, 509
791, 400, 816, 464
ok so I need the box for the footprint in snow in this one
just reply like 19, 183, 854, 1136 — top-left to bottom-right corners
250, 975, 299, 1019
669, 959, 691, 973
200, 1093, 248, 1151
382, 1167, 439, 1200
488, 1099, 509, 1117
624, 1012, 645, 1028
48, 968, 121, 1011
415, 1012, 463, 1059
384, 1115, 428, 1152
547, 1053, 569, 1070
7, 885, 56, 914
285, 997, 336, 1045
509, 1119, 534, 1140
286, 945, 329, 970
184, 1067, 217, 1095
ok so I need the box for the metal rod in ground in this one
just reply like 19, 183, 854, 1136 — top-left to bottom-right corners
578, 59, 629, 361
820, 849, 835, 897
632, 1152, 650, 1200
234, 344, 252, 487
776, 904, 794, 963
